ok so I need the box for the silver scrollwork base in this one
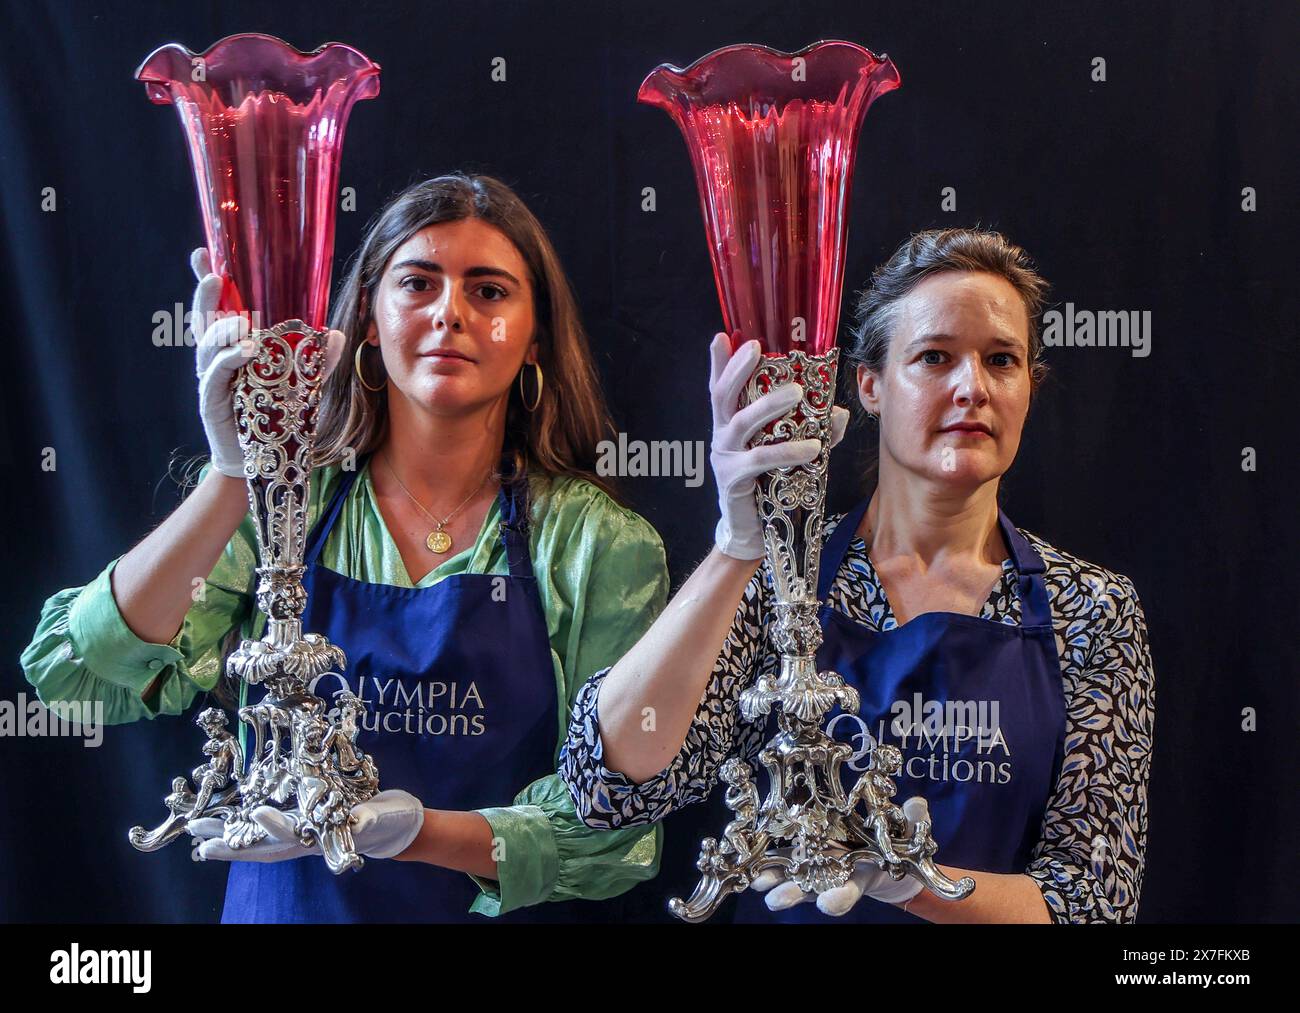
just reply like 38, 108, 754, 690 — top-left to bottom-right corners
130, 320, 380, 875
669, 349, 974, 922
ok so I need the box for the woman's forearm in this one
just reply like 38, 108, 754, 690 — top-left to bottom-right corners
596, 546, 762, 784
111, 467, 250, 646
395, 809, 499, 879
899, 865, 1052, 924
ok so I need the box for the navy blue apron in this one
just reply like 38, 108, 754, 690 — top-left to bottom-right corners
221, 458, 579, 923
732, 500, 1066, 923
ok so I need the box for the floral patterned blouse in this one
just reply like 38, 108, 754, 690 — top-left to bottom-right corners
560, 511, 1156, 924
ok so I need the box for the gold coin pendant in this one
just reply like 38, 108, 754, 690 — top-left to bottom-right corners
426, 530, 453, 554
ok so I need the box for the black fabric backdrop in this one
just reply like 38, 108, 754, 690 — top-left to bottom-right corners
0, 0, 1295, 923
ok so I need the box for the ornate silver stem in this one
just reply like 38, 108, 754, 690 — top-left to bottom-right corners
130, 320, 379, 875
668, 349, 975, 922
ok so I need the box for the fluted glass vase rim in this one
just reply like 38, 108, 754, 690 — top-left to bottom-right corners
134, 32, 381, 104
637, 38, 898, 105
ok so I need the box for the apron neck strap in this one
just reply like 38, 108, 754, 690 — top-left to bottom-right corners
817, 498, 871, 601
996, 509, 1053, 628
304, 463, 364, 567
496, 477, 535, 580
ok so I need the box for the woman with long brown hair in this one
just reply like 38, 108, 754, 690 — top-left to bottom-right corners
22, 173, 668, 923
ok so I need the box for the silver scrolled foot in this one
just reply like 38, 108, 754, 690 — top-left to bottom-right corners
128, 710, 244, 850
667, 837, 759, 924
130, 323, 383, 875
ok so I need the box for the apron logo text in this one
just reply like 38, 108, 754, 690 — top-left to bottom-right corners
309, 672, 487, 737
826, 693, 1011, 786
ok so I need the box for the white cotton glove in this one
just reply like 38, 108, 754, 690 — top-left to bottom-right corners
708, 333, 850, 560
189, 247, 345, 478
752, 797, 930, 916
188, 789, 426, 863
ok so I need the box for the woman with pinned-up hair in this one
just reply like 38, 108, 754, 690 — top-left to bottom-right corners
562, 228, 1155, 924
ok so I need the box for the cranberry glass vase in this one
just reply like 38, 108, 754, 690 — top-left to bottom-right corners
638, 40, 900, 356
136, 33, 380, 329
641, 43, 973, 923
128, 35, 381, 875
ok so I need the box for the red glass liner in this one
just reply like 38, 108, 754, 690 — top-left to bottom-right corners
136, 34, 381, 334
639, 41, 900, 356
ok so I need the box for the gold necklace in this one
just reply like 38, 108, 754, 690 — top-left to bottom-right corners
380, 452, 496, 554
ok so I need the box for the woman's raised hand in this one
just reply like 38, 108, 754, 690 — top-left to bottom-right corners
708, 332, 849, 560
190, 247, 253, 478
189, 248, 345, 478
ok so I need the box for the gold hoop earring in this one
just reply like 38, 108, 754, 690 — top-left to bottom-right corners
519, 361, 543, 412
354, 342, 385, 393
